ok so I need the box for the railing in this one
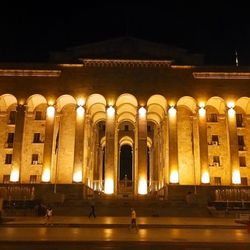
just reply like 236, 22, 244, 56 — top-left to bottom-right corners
117, 180, 134, 194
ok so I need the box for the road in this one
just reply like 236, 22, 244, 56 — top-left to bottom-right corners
0, 227, 250, 250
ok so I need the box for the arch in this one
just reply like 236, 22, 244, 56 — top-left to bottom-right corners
206, 96, 226, 114
236, 97, 250, 114
86, 94, 106, 109
116, 93, 138, 107
56, 95, 76, 112
147, 94, 167, 112
116, 103, 137, 116
26, 94, 47, 112
100, 136, 106, 148
117, 113, 136, 124
92, 112, 106, 125
177, 96, 197, 113
119, 136, 134, 147
0, 94, 17, 111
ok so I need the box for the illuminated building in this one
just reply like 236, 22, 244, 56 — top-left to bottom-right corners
0, 37, 249, 197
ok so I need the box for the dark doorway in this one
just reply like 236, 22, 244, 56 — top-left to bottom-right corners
120, 145, 132, 180
102, 147, 105, 181
147, 147, 150, 182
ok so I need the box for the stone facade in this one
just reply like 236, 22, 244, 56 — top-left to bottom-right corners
0, 40, 250, 196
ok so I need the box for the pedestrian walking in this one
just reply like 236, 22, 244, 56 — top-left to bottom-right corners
88, 199, 96, 218
129, 208, 138, 231
45, 207, 53, 225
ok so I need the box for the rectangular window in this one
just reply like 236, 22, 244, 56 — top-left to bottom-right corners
9, 111, 16, 124
31, 154, 39, 164
214, 177, 221, 185
6, 133, 14, 148
207, 113, 218, 122
35, 111, 42, 120
3, 175, 10, 183
236, 114, 243, 127
211, 135, 219, 145
213, 156, 220, 166
239, 156, 246, 167
7, 133, 14, 143
33, 133, 41, 143
241, 177, 248, 186
238, 135, 246, 151
5, 154, 12, 164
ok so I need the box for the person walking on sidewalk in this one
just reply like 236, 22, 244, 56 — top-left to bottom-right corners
88, 199, 96, 219
129, 208, 138, 231
45, 207, 53, 225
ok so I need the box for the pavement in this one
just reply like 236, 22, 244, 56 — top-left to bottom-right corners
0, 215, 247, 229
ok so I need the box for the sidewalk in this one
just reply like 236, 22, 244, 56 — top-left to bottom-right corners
0, 215, 246, 229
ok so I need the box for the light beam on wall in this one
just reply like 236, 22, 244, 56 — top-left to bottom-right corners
138, 178, 147, 195
10, 169, 19, 182
42, 168, 51, 182
104, 178, 114, 194
47, 105, 55, 118
170, 170, 179, 183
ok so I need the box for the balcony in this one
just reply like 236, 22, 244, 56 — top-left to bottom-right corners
5, 142, 13, 148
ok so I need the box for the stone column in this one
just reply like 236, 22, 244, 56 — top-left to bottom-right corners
42, 106, 56, 182
98, 146, 104, 190
168, 107, 178, 183
227, 107, 241, 184
137, 107, 148, 195
198, 107, 209, 184
73, 105, 85, 183
11, 104, 26, 182
104, 106, 115, 194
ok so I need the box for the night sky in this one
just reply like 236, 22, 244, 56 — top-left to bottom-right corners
0, 2, 250, 65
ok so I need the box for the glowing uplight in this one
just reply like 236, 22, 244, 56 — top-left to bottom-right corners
47, 106, 55, 118
201, 172, 210, 184
104, 178, 114, 194
77, 98, 85, 107
138, 107, 146, 117
73, 171, 82, 182
199, 107, 206, 117
138, 178, 147, 195
107, 106, 115, 117
228, 107, 236, 117
42, 168, 51, 182
227, 101, 235, 109
170, 170, 179, 183
76, 106, 85, 117
232, 170, 241, 184
168, 106, 177, 116
10, 169, 19, 182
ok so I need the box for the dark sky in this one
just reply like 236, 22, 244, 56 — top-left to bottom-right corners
0, 1, 250, 65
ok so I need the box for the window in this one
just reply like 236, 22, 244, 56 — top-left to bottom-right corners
31, 154, 39, 164
124, 125, 129, 131
5, 154, 12, 164
211, 135, 219, 145
33, 133, 41, 143
239, 156, 246, 167
241, 177, 248, 186
3, 175, 10, 183
6, 133, 14, 147
213, 156, 220, 166
214, 177, 221, 185
236, 114, 244, 127
238, 135, 246, 151
35, 111, 42, 120
9, 111, 16, 124
207, 113, 218, 122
